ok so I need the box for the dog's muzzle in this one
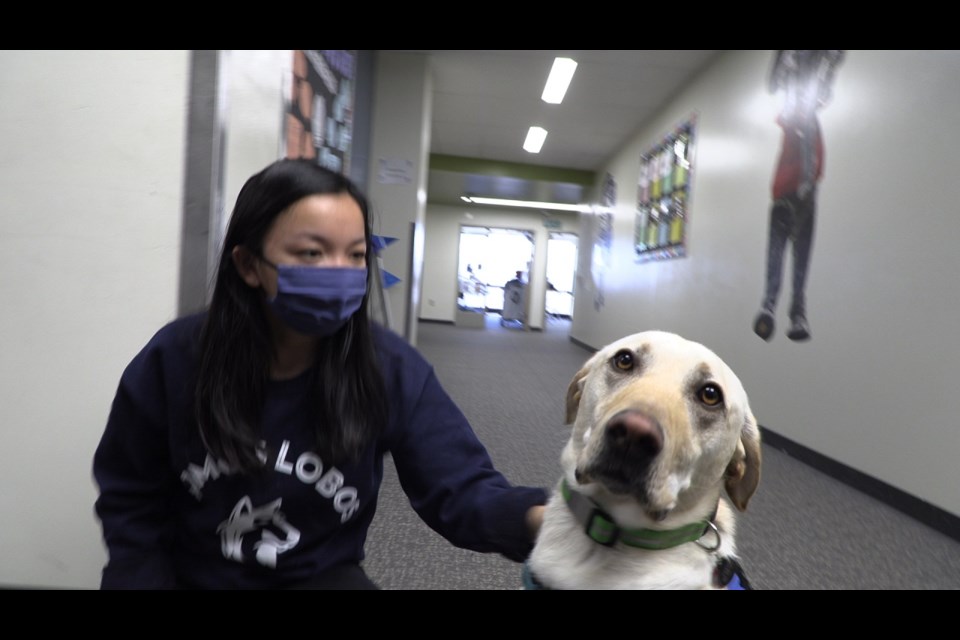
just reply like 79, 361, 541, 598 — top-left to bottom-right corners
579, 409, 664, 496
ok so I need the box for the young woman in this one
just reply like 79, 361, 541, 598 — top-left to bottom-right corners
93, 158, 547, 589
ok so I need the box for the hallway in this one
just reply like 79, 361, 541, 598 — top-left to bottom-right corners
363, 318, 960, 589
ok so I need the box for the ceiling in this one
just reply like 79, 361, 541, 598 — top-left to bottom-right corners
389, 50, 723, 208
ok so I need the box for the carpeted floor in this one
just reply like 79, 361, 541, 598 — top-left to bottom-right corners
362, 315, 960, 589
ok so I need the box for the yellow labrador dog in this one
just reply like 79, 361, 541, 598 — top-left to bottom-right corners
526, 331, 761, 590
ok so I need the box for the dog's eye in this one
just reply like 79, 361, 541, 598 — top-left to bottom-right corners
698, 384, 724, 407
612, 349, 635, 371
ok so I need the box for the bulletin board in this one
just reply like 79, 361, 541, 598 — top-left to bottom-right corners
634, 115, 697, 263
284, 50, 357, 176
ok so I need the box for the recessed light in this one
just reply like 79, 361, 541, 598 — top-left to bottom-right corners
542, 57, 577, 105
466, 196, 589, 212
523, 126, 548, 153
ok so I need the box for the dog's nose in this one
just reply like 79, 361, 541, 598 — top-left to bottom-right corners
605, 410, 663, 461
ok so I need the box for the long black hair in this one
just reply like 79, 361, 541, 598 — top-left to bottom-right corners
195, 158, 388, 473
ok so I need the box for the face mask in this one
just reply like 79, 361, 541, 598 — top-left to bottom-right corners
261, 260, 367, 336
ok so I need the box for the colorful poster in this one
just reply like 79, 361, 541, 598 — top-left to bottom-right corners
593, 173, 616, 311
752, 50, 845, 344
634, 115, 696, 263
284, 50, 356, 176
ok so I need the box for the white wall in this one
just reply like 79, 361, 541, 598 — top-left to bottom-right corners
570, 50, 960, 519
420, 205, 579, 329
0, 50, 190, 588
221, 50, 292, 239
0, 50, 294, 589
366, 52, 432, 344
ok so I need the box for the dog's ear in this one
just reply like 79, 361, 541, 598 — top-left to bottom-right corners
565, 365, 590, 424
724, 408, 762, 511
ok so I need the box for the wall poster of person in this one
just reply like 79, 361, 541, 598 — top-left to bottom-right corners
634, 115, 696, 264
752, 50, 844, 343
284, 50, 357, 176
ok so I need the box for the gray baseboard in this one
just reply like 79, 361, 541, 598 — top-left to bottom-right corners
759, 425, 959, 543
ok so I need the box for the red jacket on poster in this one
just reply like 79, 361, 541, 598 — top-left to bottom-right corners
771, 114, 824, 200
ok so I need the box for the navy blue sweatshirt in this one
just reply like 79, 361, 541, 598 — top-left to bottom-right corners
93, 313, 547, 589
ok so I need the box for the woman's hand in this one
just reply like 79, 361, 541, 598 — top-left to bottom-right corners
526, 504, 545, 541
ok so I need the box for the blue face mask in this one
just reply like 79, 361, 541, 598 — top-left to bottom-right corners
261, 260, 367, 336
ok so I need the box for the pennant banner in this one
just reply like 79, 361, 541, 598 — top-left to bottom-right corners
381, 270, 402, 289
371, 235, 398, 253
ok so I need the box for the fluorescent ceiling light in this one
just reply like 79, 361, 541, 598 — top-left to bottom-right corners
523, 126, 548, 153
464, 196, 590, 212
542, 57, 577, 104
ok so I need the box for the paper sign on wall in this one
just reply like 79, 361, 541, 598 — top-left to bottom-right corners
377, 157, 413, 184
